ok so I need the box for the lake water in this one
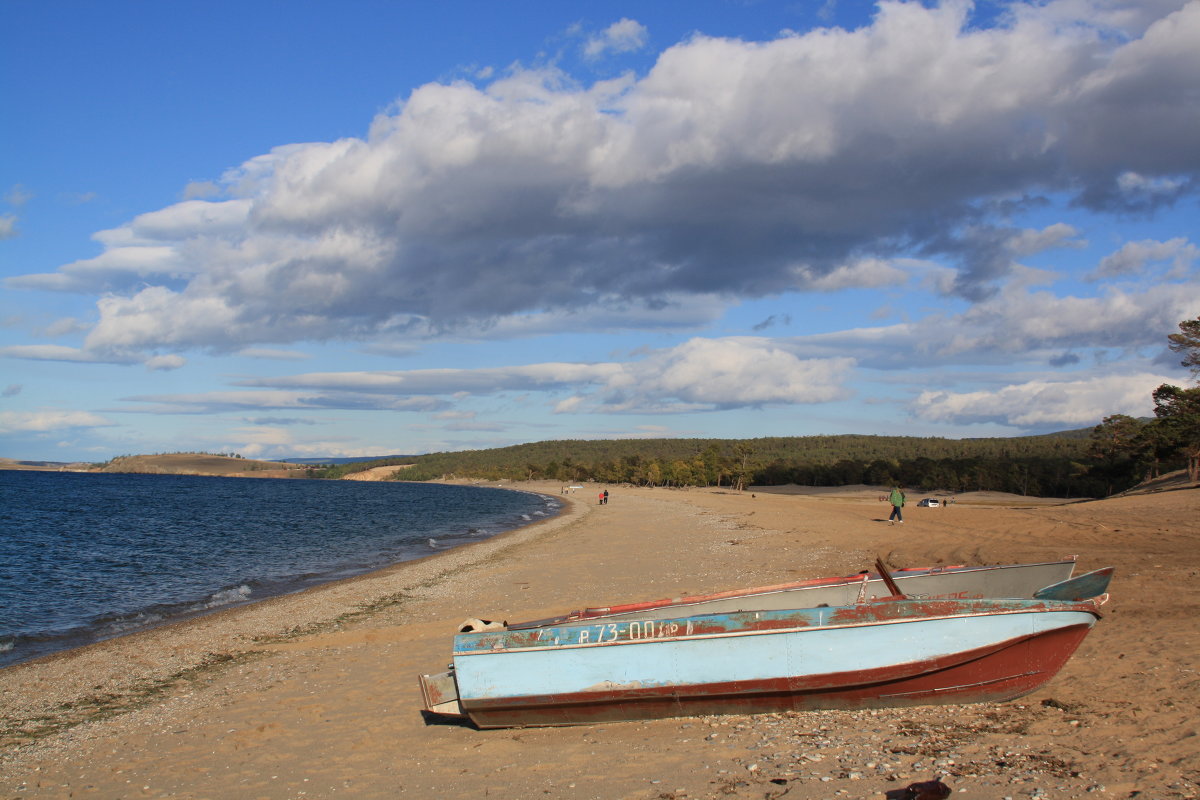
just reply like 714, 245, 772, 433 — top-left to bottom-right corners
0, 471, 560, 668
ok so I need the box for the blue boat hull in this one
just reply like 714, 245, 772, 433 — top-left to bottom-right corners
424, 597, 1105, 728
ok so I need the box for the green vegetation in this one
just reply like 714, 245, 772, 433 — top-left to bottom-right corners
1086, 317, 1200, 492
313, 434, 1102, 497
315, 317, 1200, 499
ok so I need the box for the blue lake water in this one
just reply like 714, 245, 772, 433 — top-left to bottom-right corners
0, 471, 560, 668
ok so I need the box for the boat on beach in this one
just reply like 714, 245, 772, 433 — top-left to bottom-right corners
419, 560, 1113, 729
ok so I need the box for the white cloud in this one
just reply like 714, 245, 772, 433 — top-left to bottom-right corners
227, 430, 401, 460
145, 354, 187, 371
124, 338, 855, 416
42, 317, 90, 337
791, 258, 910, 291
779, 279, 1200, 369
7, 1, 1200, 358
0, 410, 114, 433
590, 338, 854, 411
583, 18, 648, 59
121, 389, 449, 415
0, 214, 16, 240
0, 344, 112, 363
1092, 237, 1198, 279
912, 372, 1177, 428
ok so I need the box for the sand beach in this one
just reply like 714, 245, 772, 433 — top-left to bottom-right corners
1, 480, 1197, 799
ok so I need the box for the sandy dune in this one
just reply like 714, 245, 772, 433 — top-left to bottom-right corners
1, 481, 1196, 799
339, 465, 414, 481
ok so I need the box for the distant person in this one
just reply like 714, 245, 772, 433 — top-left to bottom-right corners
603, 489, 609, 505
888, 486, 905, 525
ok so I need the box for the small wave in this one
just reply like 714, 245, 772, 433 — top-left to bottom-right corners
100, 611, 166, 636
533, 510, 546, 516
0, 639, 13, 654
428, 538, 438, 548
204, 584, 252, 609
520, 514, 532, 521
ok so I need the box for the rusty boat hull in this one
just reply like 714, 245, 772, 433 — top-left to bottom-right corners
421, 594, 1106, 729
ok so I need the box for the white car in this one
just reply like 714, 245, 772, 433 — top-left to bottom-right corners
917, 498, 940, 508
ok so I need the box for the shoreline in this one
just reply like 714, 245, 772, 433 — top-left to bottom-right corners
0, 477, 565, 672
2, 481, 1197, 799
0, 482, 585, 746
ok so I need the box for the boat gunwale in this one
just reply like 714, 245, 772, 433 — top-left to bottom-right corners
506, 557, 1081, 628
454, 598, 1104, 657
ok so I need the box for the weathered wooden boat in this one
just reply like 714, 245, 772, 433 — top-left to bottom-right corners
507, 557, 1087, 630
420, 570, 1111, 729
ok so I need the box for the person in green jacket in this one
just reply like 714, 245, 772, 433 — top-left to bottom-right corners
888, 486, 906, 524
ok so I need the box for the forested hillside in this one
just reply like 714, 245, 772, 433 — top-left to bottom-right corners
314, 433, 1123, 498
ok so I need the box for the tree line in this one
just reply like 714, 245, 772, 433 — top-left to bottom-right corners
1086, 317, 1200, 494
315, 317, 1200, 499
314, 433, 1107, 497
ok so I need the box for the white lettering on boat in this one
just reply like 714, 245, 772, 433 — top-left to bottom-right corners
579, 619, 693, 645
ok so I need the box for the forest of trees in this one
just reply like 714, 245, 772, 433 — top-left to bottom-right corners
314, 434, 1107, 497
315, 318, 1200, 499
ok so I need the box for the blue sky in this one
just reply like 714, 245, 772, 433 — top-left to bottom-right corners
2, 0, 1198, 462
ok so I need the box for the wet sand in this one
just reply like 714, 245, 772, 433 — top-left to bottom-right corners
1, 481, 1197, 799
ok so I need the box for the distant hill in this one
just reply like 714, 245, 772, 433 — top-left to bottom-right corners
96, 453, 311, 478
0, 458, 93, 472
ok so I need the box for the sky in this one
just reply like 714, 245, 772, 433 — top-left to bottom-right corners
2, 0, 1199, 463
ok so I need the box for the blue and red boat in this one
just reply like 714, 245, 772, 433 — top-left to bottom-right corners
419, 560, 1112, 728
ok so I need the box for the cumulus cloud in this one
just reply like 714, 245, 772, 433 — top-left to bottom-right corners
582, 338, 855, 412
583, 18, 649, 59
0, 410, 114, 433
911, 372, 1177, 427
6, 1, 1200, 359
1092, 237, 1198, 279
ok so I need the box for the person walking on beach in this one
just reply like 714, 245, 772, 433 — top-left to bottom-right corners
888, 486, 906, 524
603, 489, 609, 505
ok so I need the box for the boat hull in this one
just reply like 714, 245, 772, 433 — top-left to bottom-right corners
430, 598, 1103, 729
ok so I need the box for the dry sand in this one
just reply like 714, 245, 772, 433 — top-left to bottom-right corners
1, 481, 1197, 799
